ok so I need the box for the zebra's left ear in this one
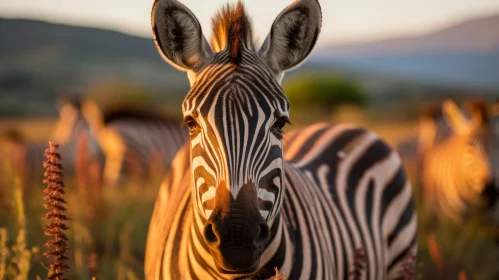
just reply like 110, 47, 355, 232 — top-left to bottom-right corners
151, 0, 214, 76
259, 0, 322, 81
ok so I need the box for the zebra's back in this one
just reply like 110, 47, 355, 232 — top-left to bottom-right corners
282, 123, 417, 279
104, 119, 188, 185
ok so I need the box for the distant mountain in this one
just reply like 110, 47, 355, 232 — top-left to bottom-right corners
0, 18, 188, 116
311, 13, 499, 92
0, 15, 498, 117
317, 13, 499, 56
0, 18, 159, 62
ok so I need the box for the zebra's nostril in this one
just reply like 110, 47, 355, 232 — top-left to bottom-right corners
203, 223, 218, 245
254, 223, 270, 247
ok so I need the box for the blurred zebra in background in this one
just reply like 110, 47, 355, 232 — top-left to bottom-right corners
51, 95, 189, 186
52, 96, 105, 173
0, 129, 48, 185
396, 101, 456, 181
96, 107, 189, 187
0, 96, 103, 185
418, 99, 499, 226
1, 94, 189, 187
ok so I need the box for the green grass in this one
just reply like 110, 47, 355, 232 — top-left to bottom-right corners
412, 185, 499, 279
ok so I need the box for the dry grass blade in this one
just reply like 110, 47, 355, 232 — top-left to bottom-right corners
427, 234, 444, 271
43, 142, 70, 280
273, 267, 285, 280
400, 249, 416, 280
458, 270, 469, 280
350, 247, 366, 280
0, 228, 8, 279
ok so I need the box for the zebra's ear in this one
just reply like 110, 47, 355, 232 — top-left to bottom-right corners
258, 0, 322, 80
81, 100, 104, 129
151, 0, 214, 75
53, 99, 81, 143
442, 99, 474, 136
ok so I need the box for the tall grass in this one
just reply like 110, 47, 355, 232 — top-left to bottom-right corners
1, 113, 499, 279
1, 134, 158, 279
42, 142, 70, 279
0, 162, 38, 280
0, 229, 8, 279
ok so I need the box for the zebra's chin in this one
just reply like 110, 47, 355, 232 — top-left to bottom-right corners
212, 254, 261, 275
208, 245, 263, 275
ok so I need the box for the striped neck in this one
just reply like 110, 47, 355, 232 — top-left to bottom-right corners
189, 201, 292, 278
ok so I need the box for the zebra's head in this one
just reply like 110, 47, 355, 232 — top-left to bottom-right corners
152, 0, 321, 273
443, 99, 499, 210
53, 96, 104, 162
53, 95, 87, 143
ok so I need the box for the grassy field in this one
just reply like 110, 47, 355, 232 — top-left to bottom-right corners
1, 110, 498, 279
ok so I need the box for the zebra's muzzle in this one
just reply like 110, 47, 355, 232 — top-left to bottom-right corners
202, 181, 271, 273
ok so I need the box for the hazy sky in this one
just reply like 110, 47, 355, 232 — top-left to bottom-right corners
1, 0, 499, 46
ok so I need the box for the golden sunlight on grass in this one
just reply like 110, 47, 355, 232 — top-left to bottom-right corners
1, 106, 498, 279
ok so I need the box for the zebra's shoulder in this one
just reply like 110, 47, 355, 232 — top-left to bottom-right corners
145, 142, 192, 279
158, 142, 191, 196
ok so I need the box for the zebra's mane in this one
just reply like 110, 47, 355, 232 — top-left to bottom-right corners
210, 2, 255, 65
59, 95, 84, 112
102, 108, 180, 125
421, 102, 445, 120
465, 99, 489, 124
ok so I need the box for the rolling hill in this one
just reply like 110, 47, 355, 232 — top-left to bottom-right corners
0, 18, 187, 116
1, 13, 499, 116
312, 13, 499, 91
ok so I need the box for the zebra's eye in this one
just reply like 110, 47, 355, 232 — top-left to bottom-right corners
183, 117, 199, 133
272, 117, 289, 137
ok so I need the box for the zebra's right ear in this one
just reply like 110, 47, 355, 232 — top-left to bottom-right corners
465, 99, 489, 127
259, 0, 322, 81
81, 100, 104, 128
151, 0, 214, 75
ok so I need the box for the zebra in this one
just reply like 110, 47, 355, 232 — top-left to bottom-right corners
419, 98, 499, 225
99, 108, 189, 186
52, 95, 189, 186
396, 102, 449, 180
0, 129, 48, 185
145, 0, 418, 279
0, 96, 103, 185
396, 100, 461, 181
52, 95, 105, 174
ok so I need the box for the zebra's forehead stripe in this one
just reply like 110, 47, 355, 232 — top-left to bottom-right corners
189, 77, 286, 199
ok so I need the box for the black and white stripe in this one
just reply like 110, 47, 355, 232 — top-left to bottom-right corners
100, 109, 189, 186
145, 0, 417, 279
146, 126, 417, 279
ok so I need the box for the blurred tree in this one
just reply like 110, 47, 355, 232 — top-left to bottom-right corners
86, 79, 152, 111
283, 76, 368, 113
